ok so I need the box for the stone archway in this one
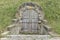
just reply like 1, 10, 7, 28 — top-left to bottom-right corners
6, 2, 50, 35
16, 2, 44, 34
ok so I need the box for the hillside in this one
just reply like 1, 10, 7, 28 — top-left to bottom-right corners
0, 0, 60, 34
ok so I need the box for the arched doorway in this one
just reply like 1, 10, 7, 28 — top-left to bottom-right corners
21, 9, 38, 33
16, 2, 44, 34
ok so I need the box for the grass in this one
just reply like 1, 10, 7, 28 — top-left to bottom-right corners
0, 0, 60, 34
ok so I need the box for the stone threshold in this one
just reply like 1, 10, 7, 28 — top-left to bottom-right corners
1, 35, 50, 40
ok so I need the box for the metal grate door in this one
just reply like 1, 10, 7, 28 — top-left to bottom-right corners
21, 9, 38, 33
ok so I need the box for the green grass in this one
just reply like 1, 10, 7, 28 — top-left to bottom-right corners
0, 0, 60, 34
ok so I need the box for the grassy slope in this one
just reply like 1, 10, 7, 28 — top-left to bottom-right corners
0, 0, 60, 34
